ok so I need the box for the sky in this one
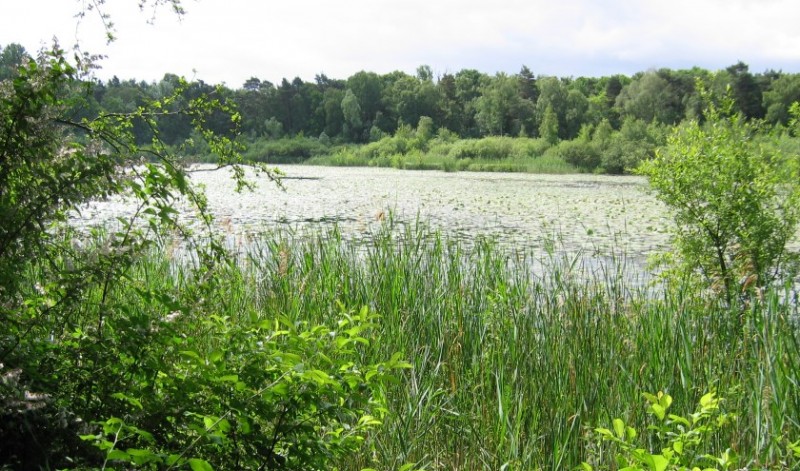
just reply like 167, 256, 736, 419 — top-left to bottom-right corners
2, 0, 800, 88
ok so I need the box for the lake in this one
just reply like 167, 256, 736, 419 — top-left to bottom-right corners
75, 165, 673, 265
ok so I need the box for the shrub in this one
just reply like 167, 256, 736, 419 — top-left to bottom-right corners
639, 86, 800, 306
79, 301, 409, 471
583, 391, 739, 471
549, 139, 601, 171
243, 135, 332, 163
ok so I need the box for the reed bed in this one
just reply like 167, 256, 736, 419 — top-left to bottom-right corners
134, 222, 799, 470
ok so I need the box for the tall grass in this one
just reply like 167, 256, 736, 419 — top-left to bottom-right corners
130, 222, 799, 469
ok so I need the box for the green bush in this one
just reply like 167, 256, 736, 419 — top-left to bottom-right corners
78, 298, 408, 471
243, 135, 333, 163
585, 390, 800, 471
549, 139, 601, 171
639, 86, 800, 305
584, 391, 739, 471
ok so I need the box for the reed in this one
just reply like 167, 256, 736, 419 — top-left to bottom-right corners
183, 221, 798, 470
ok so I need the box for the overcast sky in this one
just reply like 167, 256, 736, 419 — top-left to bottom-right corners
2, 0, 800, 88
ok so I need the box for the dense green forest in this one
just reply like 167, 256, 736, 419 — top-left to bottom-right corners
3, 41, 800, 173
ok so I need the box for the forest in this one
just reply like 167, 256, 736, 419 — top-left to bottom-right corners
3, 40, 800, 173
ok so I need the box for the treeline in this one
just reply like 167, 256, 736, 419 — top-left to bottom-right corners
4, 42, 800, 172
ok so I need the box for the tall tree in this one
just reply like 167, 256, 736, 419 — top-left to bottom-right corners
387, 73, 440, 129
437, 72, 461, 132
234, 77, 275, 137
475, 73, 524, 135
640, 90, 800, 304
565, 88, 589, 138
322, 88, 345, 137
346, 71, 384, 131
454, 69, 490, 137
723, 61, 764, 119
539, 103, 559, 144
0, 43, 29, 80
615, 71, 681, 124
518, 65, 539, 102
341, 89, 363, 142
535, 77, 569, 138
763, 73, 800, 125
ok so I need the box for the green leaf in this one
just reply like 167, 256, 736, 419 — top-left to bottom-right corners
650, 403, 666, 421
659, 394, 673, 410
203, 415, 218, 430
110, 392, 144, 410
358, 414, 382, 427
208, 349, 224, 363
668, 414, 691, 427
189, 458, 214, 471
180, 350, 202, 361
673, 439, 684, 454
238, 417, 251, 434
216, 418, 231, 433
645, 454, 668, 471
212, 374, 239, 383
126, 448, 160, 465
613, 418, 626, 439
595, 427, 614, 439
270, 381, 289, 396
106, 449, 131, 461
699, 392, 717, 409
788, 439, 800, 457
303, 369, 333, 385
642, 392, 659, 404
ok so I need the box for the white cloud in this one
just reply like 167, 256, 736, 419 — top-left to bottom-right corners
2, 0, 800, 86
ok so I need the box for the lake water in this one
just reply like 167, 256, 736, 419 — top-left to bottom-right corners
75, 165, 673, 264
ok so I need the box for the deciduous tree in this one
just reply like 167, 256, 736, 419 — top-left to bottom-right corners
639, 85, 800, 306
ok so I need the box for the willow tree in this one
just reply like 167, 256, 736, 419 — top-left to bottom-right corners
640, 84, 800, 307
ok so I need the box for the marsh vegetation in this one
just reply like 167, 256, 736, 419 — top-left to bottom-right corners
3, 15, 800, 470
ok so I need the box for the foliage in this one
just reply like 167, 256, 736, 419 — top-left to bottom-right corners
77, 297, 408, 470
615, 71, 682, 125
313, 133, 562, 172
583, 391, 739, 471
639, 85, 800, 304
242, 134, 334, 163
341, 89, 363, 142
763, 74, 800, 126
585, 390, 800, 471
0, 13, 403, 470
475, 72, 532, 136
539, 103, 560, 144
598, 117, 665, 174
550, 137, 600, 171
0, 44, 242, 328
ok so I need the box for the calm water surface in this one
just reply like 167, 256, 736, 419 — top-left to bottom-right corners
76, 165, 673, 262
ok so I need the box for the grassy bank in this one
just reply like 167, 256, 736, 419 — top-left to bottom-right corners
303, 136, 578, 174
14, 221, 796, 469
224, 121, 667, 174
